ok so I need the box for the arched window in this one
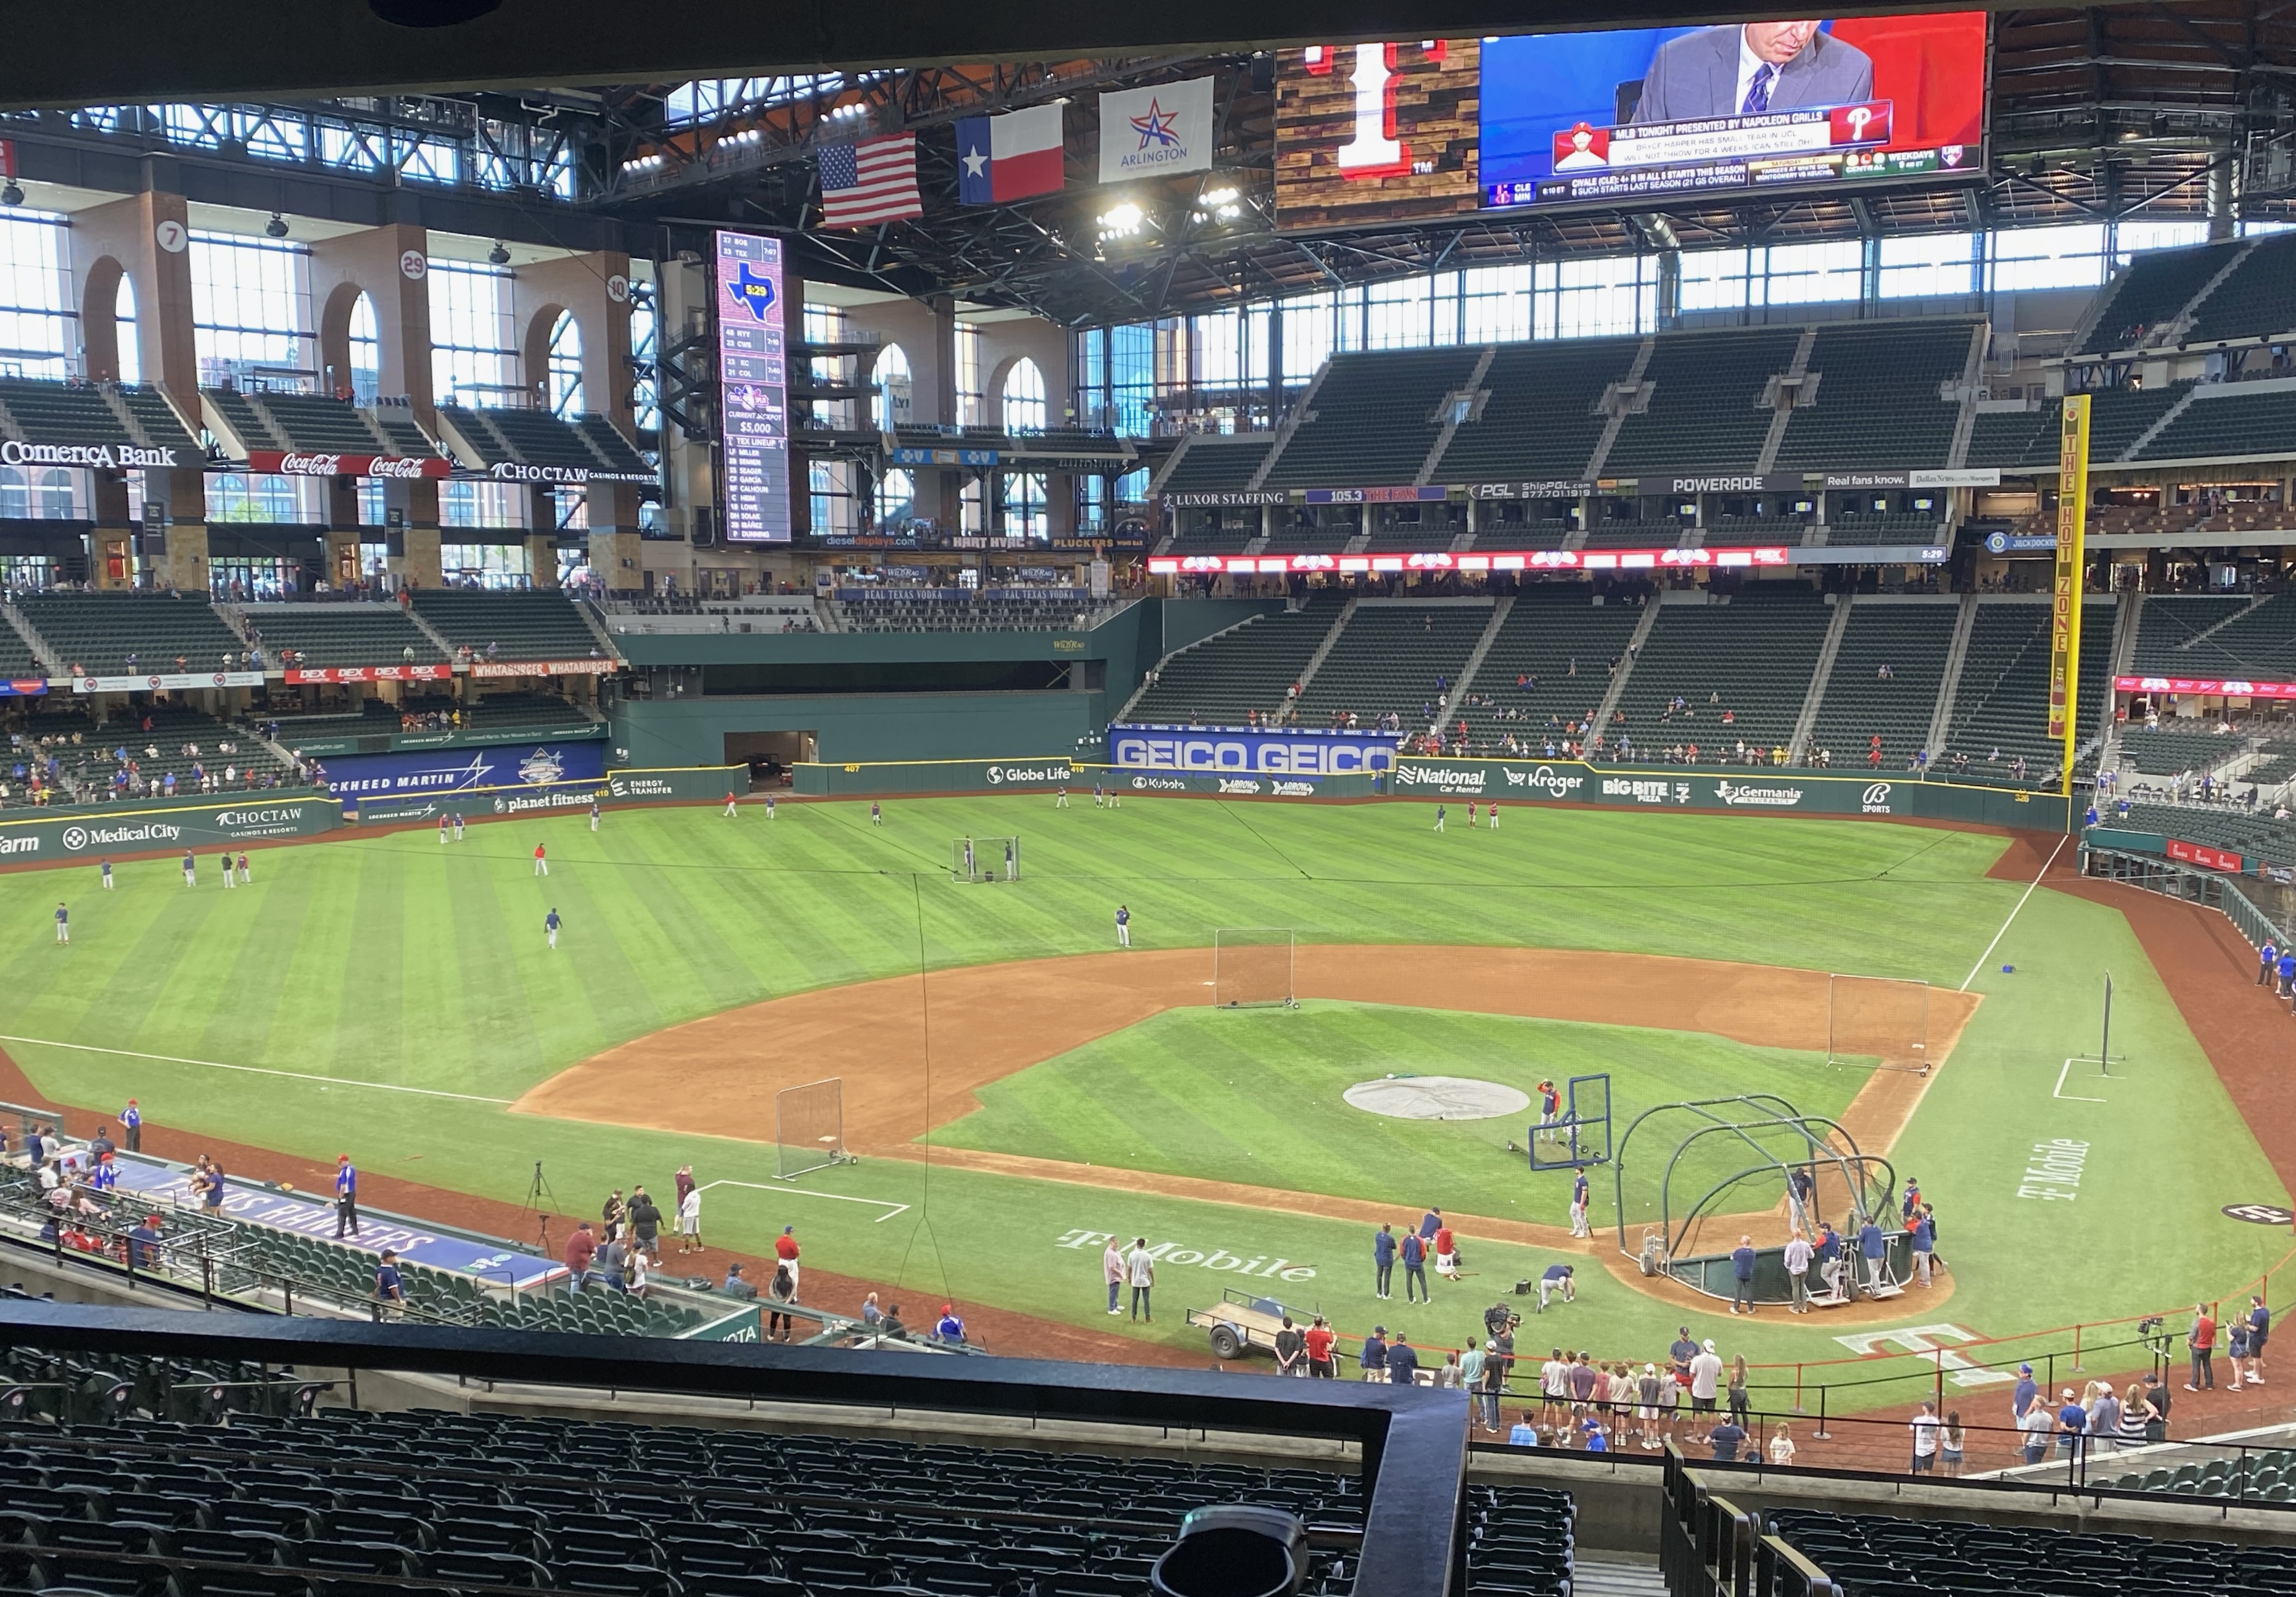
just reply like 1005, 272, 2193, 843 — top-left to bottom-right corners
115, 273, 142, 386
877, 468, 914, 528
546, 311, 585, 417
348, 292, 381, 403
36, 469, 75, 520
873, 343, 911, 431
1002, 357, 1047, 433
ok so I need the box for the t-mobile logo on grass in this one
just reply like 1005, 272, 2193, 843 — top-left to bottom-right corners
1832, 1324, 2018, 1388
2017, 1139, 2089, 1201
1056, 1230, 1316, 1283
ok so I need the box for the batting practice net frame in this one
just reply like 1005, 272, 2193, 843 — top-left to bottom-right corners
950, 837, 1021, 884
775, 1077, 850, 1180
1826, 973, 1931, 1075
1213, 928, 1297, 1009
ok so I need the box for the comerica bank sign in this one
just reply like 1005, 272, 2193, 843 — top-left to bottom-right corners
1109, 725, 1401, 774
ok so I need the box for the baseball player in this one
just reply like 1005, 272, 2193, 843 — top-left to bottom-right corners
334, 1155, 360, 1238
219, 852, 235, 889
1433, 804, 1446, 833
1055, 784, 1069, 808
439, 813, 450, 845
1005, 838, 1016, 881
1537, 1080, 1561, 1146
871, 801, 883, 827
1093, 779, 1105, 808
1467, 800, 1478, 827
963, 838, 976, 879
236, 853, 249, 885
181, 850, 195, 887
452, 811, 464, 841
589, 800, 601, 832
765, 795, 776, 820
53, 902, 68, 945
1570, 1167, 1592, 1239
1489, 798, 1499, 832
545, 907, 561, 949
533, 842, 548, 877
725, 792, 739, 818
99, 858, 112, 891
1115, 904, 1132, 947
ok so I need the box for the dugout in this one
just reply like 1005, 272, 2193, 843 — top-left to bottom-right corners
1611, 1095, 1912, 1307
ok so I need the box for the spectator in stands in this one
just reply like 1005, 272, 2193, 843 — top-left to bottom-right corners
1689, 1340, 1724, 1416
1708, 1412, 1748, 1464
712, 1262, 757, 1304
374, 1249, 405, 1319
1125, 1236, 1154, 1321
1360, 1326, 1388, 1382
598, 1234, 626, 1292
878, 1302, 907, 1339
676, 1183, 701, 1255
2055, 1387, 2087, 1459
563, 1220, 597, 1289
127, 1212, 163, 1271
935, 1303, 966, 1345
601, 1188, 625, 1244
1508, 1410, 1539, 1446
1908, 1401, 1941, 1473
625, 1244, 651, 1299
1729, 1235, 1756, 1315
766, 1264, 797, 1340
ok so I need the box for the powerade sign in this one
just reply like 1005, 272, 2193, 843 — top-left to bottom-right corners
321, 741, 607, 801
1109, 725, 1401, 775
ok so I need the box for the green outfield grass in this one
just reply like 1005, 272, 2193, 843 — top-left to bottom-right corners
0, 794, 2284, 1406
933, 1000, 1864, 1227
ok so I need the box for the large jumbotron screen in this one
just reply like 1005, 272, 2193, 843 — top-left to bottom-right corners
1272, 14, 1986, 229
1483, 14, 1988, 208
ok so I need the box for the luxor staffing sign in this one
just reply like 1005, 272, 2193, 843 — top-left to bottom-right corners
2048, 393, 2091, 795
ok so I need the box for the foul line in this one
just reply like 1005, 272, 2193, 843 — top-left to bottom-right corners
700, 1178, 911, 1223
1961, 834, 2068, 992
0, 1035, 514, 1104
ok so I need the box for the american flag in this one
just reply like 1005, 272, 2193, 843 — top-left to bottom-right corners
817, 134, 922, 228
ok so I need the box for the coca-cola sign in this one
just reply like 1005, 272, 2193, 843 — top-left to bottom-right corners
244, 450, 450, 480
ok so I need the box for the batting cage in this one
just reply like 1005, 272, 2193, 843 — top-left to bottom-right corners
1610, 1093, 1908, 1305
1213, 927, 1297, 1008
1826, 973, 1931, 1074
950, 837, 1021, 884
775, 1077, 851, 1180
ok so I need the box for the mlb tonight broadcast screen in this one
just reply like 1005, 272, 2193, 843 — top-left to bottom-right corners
1269, 14, 1986, 229
1481, 14, 1986, 208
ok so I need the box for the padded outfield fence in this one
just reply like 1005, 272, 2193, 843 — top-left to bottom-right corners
793, 754, 2075, 829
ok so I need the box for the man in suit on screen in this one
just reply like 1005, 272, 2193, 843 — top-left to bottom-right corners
1631, 21, 1873, 124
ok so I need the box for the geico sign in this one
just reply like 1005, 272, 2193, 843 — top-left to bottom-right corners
1, 440, 179, 470
1111, 735, 1393, 774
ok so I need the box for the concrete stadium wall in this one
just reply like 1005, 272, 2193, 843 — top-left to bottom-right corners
611, 693, 1109, 769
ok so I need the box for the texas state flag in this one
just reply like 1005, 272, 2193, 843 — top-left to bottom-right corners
955, 104, 1066, 204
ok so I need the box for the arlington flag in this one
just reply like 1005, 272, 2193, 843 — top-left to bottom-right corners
1099, 77, 1214, 183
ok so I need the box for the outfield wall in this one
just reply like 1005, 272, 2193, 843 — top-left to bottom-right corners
793, 753, 2073, 829
0, 795, 342, 865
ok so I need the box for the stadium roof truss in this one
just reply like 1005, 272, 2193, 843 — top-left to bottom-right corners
3, 2, 2295, 324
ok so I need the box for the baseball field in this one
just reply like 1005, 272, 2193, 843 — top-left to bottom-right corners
1, 793, 2287, 1410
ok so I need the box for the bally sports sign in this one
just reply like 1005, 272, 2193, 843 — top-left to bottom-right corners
1110, 724, 1402, 774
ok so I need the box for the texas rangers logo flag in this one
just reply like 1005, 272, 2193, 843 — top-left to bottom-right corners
955, 105, 1065, 204
1099, 77, 1215, 182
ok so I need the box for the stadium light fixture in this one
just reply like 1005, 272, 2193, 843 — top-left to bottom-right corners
0, 180, 22, 208
1097, 200, 1144, 240
265, 213, 289, 238
1192, 182, 1243, 225
487, 240, 512, 265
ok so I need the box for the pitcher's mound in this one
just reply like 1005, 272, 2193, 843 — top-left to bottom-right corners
1343, 1076, 1531, 1121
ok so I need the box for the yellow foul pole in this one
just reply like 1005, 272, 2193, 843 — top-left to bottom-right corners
2049, 394, 2092, 797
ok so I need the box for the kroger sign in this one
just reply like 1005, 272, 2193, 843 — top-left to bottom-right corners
1109, 725, 1399, 775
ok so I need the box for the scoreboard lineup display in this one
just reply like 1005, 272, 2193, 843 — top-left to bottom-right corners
1271, 14, 1986, 231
